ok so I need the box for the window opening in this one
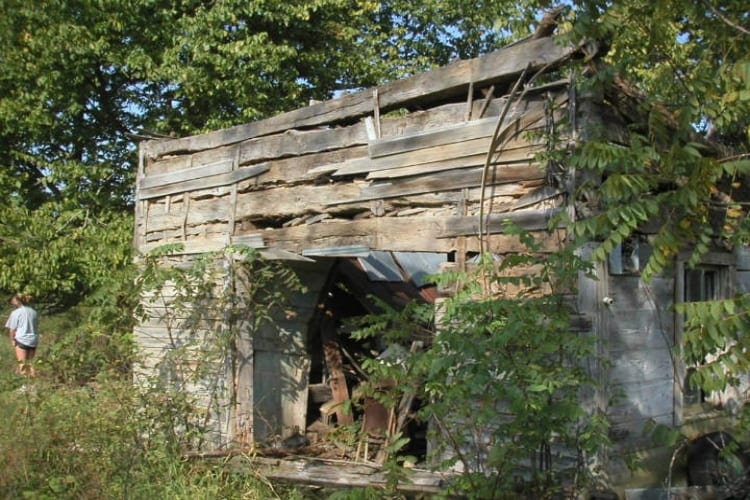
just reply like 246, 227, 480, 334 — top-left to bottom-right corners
683, 266, 720, 405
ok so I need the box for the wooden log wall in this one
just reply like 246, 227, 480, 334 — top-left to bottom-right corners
132, 34, 586, 450
135, 35, 581, 259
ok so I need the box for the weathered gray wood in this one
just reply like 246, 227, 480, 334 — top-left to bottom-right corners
138, 236, 320, 258
257, 217, 564, 254
368, 116, 498, 159
320, 314, 354, 426
142, 185, 535, 239
145, 184, 364, 232
139, 159, 234, 190
139, 165, 270, 200
253, 351, 310, 442
234, 324, 254, 446
353, 164, 545, 202
212, 455, 454, 494
364, 153, 487, 180
364, 145, 544, 181
438, 208, 562, 237
144, 36, 577, 159
508, 185, 565, 211
143, 98, 501, 179
145, 144, 239, 177
258, 146, 370, 183
368, 96, 563, 160
322, 124, 545, 178
237, 124, 368, 166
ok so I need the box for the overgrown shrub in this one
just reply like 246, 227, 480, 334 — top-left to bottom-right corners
351, 227, 611, 498
0, 373, 299, 499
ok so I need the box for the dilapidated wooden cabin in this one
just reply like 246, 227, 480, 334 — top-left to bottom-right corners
133, 30, 750, 490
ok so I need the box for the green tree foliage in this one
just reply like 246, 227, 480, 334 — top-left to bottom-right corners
350, 228, 608, 497
565, 2, 750, 399
1, 0, 749, 492
0, 377, 294, 499
0, 0, 550, 305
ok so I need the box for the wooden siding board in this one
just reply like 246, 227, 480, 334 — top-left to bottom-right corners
438, 208, 561, 238
367, 95, 564, 160
237, 124, 368, 166
261, 146, 369, 183
259, 218, 565, 254
324, 128, 544, 178
139, 159, 234, 190
139, 164, 270, 200
368, 116, 500, 159
354, 164, 545, 201
144, 36, 576, 159
141, 96, 516, 184
144, 184, 362, 233
253, 351, 310, 442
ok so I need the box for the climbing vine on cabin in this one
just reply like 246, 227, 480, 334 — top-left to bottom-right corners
136, 244, 305, 448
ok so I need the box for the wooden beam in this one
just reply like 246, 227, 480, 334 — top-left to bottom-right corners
320, 314, 354, 426
350, 164, 545, 202
438, 208, 564, 237
144, 36, 577, 159
139, 159, 234, 191
138, 165, 270, 200
368, 116, 498, 159
259, 215, 565, 254
363, 147, 544, 182
367, 96, 561, 160
192, 454, 457, 494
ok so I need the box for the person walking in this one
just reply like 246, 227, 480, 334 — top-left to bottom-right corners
5, 293, 39, 377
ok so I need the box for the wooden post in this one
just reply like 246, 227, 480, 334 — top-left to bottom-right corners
320, 313, 354, 425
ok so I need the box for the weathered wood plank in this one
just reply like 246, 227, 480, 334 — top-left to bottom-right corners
253, 146, 370, 184
145, 176, 539, 234
508, 185, 565, 210
212, 455, 455, 494
320, 314, 354, 426
139, 159, 234, 191
237, 124, 368, 165
368, 95, 564, 160
144, 183, 539, 240
145, 184, 363, 231
145, 144, 238, 177
258, 217, 565, 254
144, 36, 577, 159
320, 123, 544, 178
138, 239, 316, 259
438, 208, 563, 237
253, 351, 310, 441
352, 164, 545, 202
143, 99, 486, 178
363, 145, 544, 181
139, 165, 270, 200
368, 116, 498, 159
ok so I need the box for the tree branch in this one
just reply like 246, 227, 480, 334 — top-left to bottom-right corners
700, 0, 750, 35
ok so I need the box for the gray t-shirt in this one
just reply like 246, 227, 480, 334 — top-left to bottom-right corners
5, 305, 39, 348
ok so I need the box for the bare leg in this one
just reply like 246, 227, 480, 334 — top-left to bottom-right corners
14, 345, 35, 377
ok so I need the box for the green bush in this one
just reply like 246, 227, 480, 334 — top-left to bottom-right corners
350, 227, 611, 498
0, 375, 295, 499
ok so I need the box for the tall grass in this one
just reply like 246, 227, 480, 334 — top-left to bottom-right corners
0, 306, 304, 499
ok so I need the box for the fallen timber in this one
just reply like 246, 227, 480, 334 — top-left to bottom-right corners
188, 449, 460, 496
